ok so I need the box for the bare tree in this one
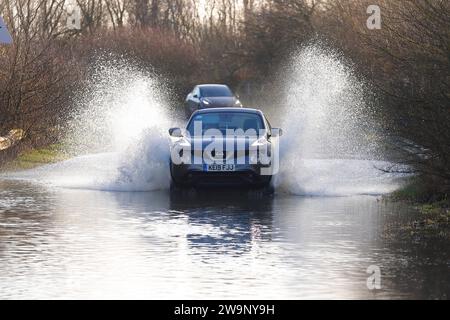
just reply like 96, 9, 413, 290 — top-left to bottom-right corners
0, 0, 79, 156
133, 0, 149, 26
76, 0, 105, 33
105, 0, 127, 29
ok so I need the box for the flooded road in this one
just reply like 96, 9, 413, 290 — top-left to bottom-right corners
0, 179, 448, 299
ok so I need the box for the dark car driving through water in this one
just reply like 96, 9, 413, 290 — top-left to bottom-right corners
184, 84, 242, 117
169, 108, 282, 192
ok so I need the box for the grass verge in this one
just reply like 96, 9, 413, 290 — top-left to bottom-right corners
0, 144, 69, 171
386, 177, 449, 240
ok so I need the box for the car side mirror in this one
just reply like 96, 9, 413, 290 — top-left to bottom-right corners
169, 127, 183, 137
193, 94, 199, 99
271, 128, 283, 137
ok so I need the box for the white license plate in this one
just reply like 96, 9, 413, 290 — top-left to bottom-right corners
204, 163, 235, 172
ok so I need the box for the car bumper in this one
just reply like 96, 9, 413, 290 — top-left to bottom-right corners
171, 163, 272, 187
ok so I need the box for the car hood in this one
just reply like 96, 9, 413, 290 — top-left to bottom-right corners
202, 97, 241, 108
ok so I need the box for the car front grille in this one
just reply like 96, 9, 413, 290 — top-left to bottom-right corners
191, 149, 250, 161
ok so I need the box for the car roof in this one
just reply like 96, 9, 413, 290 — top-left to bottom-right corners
197, 84, 230, 88
192, 107, 263, 115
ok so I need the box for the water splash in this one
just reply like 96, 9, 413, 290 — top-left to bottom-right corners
275, 44, 404, 195
6, 58, 174, 191
67, 58, 173, 154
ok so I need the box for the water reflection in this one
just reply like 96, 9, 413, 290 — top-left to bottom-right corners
170, 191, 274, 256
0, 179, 448, 299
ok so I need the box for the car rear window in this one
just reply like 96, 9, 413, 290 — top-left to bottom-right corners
200, 86, 233, 97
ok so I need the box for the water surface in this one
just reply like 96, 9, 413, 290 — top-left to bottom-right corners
0, 179, 448, 299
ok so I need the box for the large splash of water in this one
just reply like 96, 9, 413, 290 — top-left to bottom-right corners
5, 59, 174, 191
275, 44, 404, 195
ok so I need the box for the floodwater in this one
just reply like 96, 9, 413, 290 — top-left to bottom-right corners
0, 179, 448, 299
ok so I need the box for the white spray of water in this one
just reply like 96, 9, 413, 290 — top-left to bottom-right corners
275, 44, 404, 196
6, 59, 173, 191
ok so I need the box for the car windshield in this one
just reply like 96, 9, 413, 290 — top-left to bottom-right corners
200, 86, 233, 97
187, 112, 264, 136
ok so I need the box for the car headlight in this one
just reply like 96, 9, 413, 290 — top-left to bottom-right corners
173, 138, 191, 163
176, 137, 191, 148
235, 99, 241, 105
251, 136, 268, 147
250, 136, 271, 164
